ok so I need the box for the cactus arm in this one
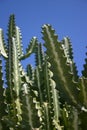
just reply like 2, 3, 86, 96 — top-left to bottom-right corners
0, 56, 4, 120
51, 80, 60, 122
20, 82, 40, 129
34, 43, 46, 104
21, 65, 41, 129
5, 37, 22, 128
42, 24, 79, 106
62, 37, 73, 61
61, 105, 79, 130
34, 43, 61, 129
26, 64, 34, 80
7, 14, 16, 38
78, 77, 87, 108
62, 37, 78, 81
20, 37, 37, 60
0, 55, 8, 129
43, 58, 61, 129
35, 67, 43, 104
35, 59, 61, 129
33, 43, 45, 104
21, 83, 33, 129
12, 37, 22, 96
6, 14, 16, 91
0, 29, 7, 58
79, 48, 87, 108
42, 102, 50, 130
72, 108, 79, 130
35, 43, 45, 67
15, 26, 24, 58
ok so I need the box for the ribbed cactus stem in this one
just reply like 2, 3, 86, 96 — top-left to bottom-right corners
42, 24, 79, 106
0, 29, 8, 58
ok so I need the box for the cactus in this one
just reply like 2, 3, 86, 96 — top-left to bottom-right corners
0, 14, 87, 130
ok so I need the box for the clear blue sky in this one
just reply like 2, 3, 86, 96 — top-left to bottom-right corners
0, 0, 87, 76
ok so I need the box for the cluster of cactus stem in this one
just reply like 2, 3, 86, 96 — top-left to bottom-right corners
0, 14, 87, 130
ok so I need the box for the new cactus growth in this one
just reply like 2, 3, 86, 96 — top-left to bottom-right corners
0, 14, 87, 130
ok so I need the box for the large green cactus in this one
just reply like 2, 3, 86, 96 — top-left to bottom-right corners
42, 24, 87, 129
0, 14, 87, 130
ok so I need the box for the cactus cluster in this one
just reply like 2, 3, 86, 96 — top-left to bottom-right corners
0, 14, 87, 130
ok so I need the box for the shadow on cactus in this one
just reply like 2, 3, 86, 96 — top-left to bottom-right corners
0, 14, 87, 130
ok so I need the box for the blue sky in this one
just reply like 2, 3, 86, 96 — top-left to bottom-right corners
0, 0, 87, 75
